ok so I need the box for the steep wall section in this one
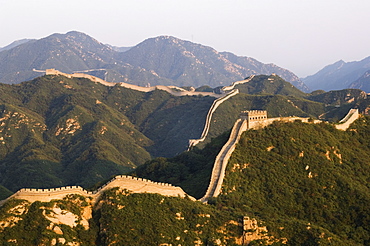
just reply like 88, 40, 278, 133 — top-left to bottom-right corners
0, 175, 192, 206
188, 89, 240, 148
335, 109, 359, 130
188, 75, 259, 148
199, 116, 313, 202
200, 119, 248, 202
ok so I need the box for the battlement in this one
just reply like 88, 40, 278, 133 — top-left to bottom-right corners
0, 175, 191, 206
240, 110, 268, 121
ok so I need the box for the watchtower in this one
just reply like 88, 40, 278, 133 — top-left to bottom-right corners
240, 110, 267, 121
240, 110, 268, 129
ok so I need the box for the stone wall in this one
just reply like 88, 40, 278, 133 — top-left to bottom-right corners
188, 75, 258, 149
0, 175, 192, 206
221, 75, 255, 92
200, 114, 315, 202
200, 119, 248, 202
335, 109, 359, 130
199, 109, 358, 203
188, 89, 240, 148
45, 69, 223, 98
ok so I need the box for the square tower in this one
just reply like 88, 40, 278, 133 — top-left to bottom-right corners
240, 110, 267, 121
240, 110, 268, 129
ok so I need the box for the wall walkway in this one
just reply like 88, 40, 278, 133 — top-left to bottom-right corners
188, 89, 239, 148
200, 119, 248, 202
188, 75, 255, 149
335, 109, 359, 130
221, 75, 255, 92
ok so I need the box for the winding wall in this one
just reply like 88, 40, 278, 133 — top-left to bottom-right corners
221, 75, 255, 92
45, 69, 224, 98
200, 119, 248, 202
199, 116, 314, 202
188, 89, 240, 148
199, 109, 358, 202
188, 75, 256, 148
46, 69, 258, 149
0, 175, 192, 206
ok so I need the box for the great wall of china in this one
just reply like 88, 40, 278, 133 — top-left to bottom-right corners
200, 109, 359, 202
335, 108, 359, 130
0, 175, 192, 206
44, 69, 225, 98
0, 70, 361, 205
43, 69, 258, 150
188, 75, 255, 148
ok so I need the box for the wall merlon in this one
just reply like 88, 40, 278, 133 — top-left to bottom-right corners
1, 174, 190, 205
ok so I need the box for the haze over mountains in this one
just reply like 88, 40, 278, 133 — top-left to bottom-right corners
0, 31, 308, 91
1, 31, 370, 93
302, 57, 370, 92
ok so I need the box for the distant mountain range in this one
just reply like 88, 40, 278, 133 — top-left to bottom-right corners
0, 31, 308, 91
302, 57, 370, 92
349, 70, 370, 92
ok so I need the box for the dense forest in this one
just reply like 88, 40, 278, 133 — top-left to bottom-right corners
1, 72, 370, 245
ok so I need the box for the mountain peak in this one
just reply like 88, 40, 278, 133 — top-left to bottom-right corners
47, 31, 101, 45
303, 57, 370, 92
0, 31, 306, 91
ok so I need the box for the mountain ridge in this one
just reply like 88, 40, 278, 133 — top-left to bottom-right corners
302, 56, 370, 92
349, 70, 370, 92
0, 31, 308, 91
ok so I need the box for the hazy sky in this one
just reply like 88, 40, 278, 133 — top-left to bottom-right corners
1, 0, 369, 77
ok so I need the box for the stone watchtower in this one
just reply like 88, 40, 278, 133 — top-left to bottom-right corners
240, 110, 268, 129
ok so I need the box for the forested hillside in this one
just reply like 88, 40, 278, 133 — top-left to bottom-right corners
137, 117, 370, 245
1, 72, 368, 197
1, 108, 370, 244
217, 118, 370, 245
0, 74, 214, 193
0, 191, 244, 246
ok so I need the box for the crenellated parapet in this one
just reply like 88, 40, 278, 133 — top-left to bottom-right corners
240, 110, 267, 120
0, 175, 192, 206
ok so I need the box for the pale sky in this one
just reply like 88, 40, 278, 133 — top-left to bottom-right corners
0, 0, 369, 77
